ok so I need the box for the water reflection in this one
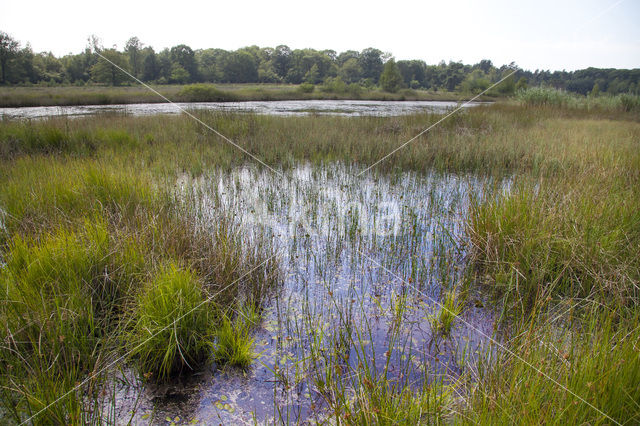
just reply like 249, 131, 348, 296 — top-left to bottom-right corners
0, 99, 484, 120
113, 164, 506, 424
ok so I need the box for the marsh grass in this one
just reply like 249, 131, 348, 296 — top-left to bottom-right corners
299, 286, 458, 424
213, 304, 259, 368
468, 171, 640, 311
1, 101, 639, 423
462, 308, 640, 424
0, 218, 129, 424
459, 98, 640, 423
429, 289, 465, 337
517, 87, 640, 112
342, 373, 454, 424
2, 102, 637, 178
0, 84, 476, 108
0, 139, 281, 422
128, 262, 212, 381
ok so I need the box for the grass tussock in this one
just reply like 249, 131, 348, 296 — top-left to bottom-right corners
468, 168, 640, 311
341, 376, 453, 424
0, 158, 157, 239
213, 304, 259, 368
429, 289, 464, 336
0, 218, 132, 424
128, 262, 212, 381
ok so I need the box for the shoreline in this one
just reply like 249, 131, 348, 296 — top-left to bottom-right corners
0, 84, 497, 108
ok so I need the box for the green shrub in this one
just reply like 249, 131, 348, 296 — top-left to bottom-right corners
347, 83, 363, 97
320, 77, 347, 94
178, 84, 232, 102
128, 262, 212, 381
298, 82, 315, 93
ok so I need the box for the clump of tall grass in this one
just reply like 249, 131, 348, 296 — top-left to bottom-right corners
0, 157, 159, 240
468, 176, 640, 311
461, 309, 640, 424
429, 289, 464, 336
0, 120, 145, 159
128, 262, 213, 381
340, 374, 454, 424
0, 218, 141, 423
213, 304, 259, 368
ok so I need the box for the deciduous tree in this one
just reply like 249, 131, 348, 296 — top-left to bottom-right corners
0, 31, 19, 84
90, 49, 130, 85
379, 58, 403, 93
125, 36, 143, 78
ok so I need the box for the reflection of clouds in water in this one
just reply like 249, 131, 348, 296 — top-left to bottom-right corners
205, 163, 499, 241
118, 164, 508, 424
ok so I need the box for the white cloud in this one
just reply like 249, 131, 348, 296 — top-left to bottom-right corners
1, 0, 638, 70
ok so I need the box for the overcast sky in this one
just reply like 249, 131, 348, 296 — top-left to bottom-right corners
1, 0, 638, 71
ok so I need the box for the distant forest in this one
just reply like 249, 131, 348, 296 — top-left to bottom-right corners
0, 32, 638, 95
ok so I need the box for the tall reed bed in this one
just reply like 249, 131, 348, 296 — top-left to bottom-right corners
516, 86, 640, 112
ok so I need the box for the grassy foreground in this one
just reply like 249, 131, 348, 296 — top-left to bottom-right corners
0, 99, 639, 423
0, 148, 281, 422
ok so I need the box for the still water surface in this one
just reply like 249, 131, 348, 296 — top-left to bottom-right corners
112, 164, 505, 424
0, 99, 484, 120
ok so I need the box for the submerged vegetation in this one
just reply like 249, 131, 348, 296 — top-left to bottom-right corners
0, 98, 638, 423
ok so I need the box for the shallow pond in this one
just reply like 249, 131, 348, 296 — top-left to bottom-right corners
112, 164, 507, 424
0, 99, 484, 120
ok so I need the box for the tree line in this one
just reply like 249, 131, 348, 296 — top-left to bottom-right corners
0, 31, 638, 95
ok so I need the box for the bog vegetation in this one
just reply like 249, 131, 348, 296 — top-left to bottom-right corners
0, 91, 638, 423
